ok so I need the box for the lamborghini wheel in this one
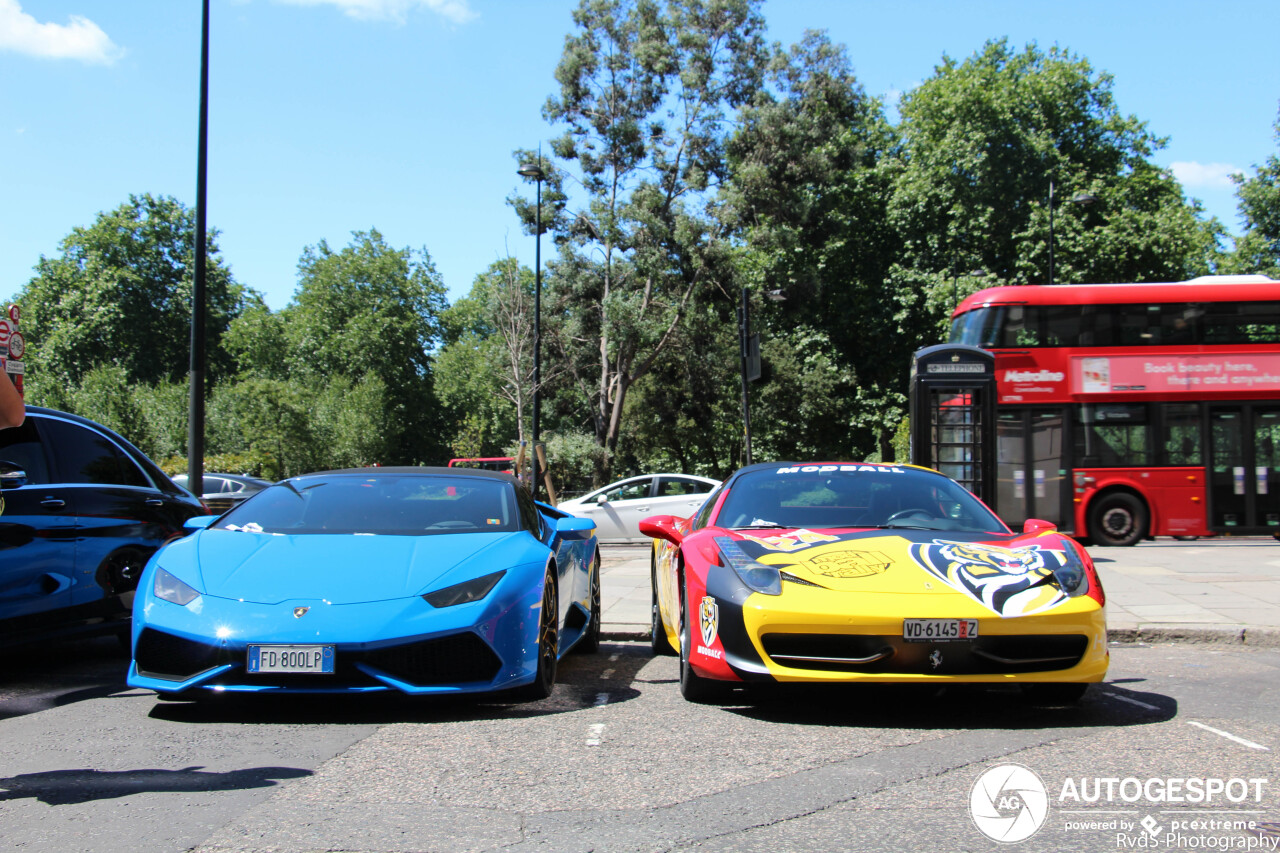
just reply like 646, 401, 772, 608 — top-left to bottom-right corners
650, 557, 675, 656
678, 592, 731, 704
513, 566, 558, 701
575, 550, 602, 655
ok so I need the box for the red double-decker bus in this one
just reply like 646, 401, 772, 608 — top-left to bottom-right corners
948, 275, 1280, 545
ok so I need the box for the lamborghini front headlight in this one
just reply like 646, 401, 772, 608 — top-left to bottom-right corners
154, 567, 202, 606
422, 570, 506, 608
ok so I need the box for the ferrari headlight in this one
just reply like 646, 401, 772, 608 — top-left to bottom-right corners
423, 570, 506, 608
154, 567, 201, 606
1050, 545, 1089, 596
714, 536, 782, 596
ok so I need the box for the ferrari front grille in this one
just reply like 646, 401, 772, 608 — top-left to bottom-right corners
761, 633, 1089, 675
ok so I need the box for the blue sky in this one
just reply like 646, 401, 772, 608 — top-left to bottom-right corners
2, 0, 1277, 312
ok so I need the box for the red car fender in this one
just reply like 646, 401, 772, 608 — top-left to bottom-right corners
680, 528, 739, 681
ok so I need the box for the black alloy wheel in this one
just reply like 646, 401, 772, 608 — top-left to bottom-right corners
678, 589, 732, 704
574, 550, 602, 654
513, 566, 559, 701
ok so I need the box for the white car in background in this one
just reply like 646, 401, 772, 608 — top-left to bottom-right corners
557, 474, 721, 544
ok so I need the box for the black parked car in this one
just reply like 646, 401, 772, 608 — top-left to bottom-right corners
0, 407, 205, 648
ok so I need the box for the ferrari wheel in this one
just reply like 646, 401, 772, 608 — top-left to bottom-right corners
650, 558, 675, 656
575, 550, 602, 654
1022, 682, 1089, 705
678, 593, 731, 704
513, 566, 558, 702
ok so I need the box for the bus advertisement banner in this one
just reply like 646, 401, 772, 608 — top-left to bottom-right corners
1071, 353, 1280, 395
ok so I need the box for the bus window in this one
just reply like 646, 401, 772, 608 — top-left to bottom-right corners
1115, 305, 1161, 346
1156, 304, 1202, 345
1202, 301, 1280, 344
1160, 403, 1201, 466
1075, 404, 1151, 467
1001, 307, 1039, 347
950, 305, 1006, 348
1043, 305, 1084, 346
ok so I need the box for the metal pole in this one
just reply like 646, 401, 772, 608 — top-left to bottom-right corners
1048, 178, 1055, 286
187, 0, 209, 498
531, 174, 542, 501
738, 287, 752, 467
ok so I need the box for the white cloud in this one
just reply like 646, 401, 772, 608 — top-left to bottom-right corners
0, 0, 123, 64
1170, 161, 1244, 190
274, 0, 477, 25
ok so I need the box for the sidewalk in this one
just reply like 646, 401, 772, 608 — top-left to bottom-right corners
599, 539, 1280, 646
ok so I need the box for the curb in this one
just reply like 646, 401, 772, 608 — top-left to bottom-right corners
1106, 625, 1280, 648
601, 626, 1280, 648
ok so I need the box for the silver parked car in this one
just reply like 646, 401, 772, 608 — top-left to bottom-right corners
172, 473, 272, 514
556, 474, 720, 544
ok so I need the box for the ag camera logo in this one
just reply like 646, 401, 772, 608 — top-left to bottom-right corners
970, 764, 1050, 843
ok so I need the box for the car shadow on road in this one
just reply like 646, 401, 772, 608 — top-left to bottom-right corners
0, 764, 311, 806
719, 680, 1176, 730
146, 641, 650, 725
0, 636, 130, 721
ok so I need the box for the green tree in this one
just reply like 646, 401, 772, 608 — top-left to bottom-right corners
527, 0, 768, 481
891, 40, 1222, 298
285, 229, 449, 464
223, 294, 290, 380
15, 193, 249, 391
721, 30, 899, 460
1227, 112, 1280, 278
436, 258, 536, 458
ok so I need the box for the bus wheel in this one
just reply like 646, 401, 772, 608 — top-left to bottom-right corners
1088, 492, 1148, 547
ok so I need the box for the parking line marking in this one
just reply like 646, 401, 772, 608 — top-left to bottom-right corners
586, 723, 606, 745
1102, 689, 1161, 711
602, 668, 615, 679
1188, 720, 1270, 751
594, 692, 610, 707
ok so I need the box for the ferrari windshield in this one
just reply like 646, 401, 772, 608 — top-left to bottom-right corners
714, 465, 1008, 534
214, 474, 521, 535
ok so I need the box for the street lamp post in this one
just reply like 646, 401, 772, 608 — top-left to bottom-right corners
737, 287, 753, 467
517, 160, 545, 500
187, 0, 210, 499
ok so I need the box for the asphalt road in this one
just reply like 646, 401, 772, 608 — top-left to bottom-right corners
1, 632, 1278, 852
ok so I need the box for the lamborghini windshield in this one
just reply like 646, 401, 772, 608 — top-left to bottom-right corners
214, 474, 521, 535
714, 465, 1008, 534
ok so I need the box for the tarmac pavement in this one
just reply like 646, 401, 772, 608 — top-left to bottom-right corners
599, 537, 1280, 647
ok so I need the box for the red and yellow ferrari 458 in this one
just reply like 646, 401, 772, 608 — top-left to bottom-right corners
639, 462, 1108, 704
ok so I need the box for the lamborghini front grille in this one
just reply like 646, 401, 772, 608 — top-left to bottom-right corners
135, 628, 227, 681
363, 632, 502, 685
